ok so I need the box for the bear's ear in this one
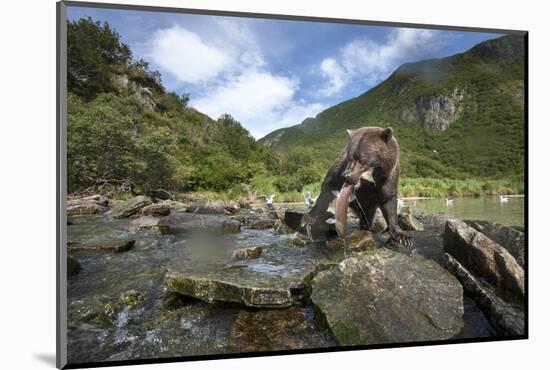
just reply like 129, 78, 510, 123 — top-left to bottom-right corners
380, 127, 393, 142
346, 129, 355, 138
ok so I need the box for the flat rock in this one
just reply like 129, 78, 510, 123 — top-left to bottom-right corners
228, 306, 332, 352
158, 212, 240, 235
165, 243, 342, 308
111, 196, 152, 218
311, 249, 464, 346
70, 238, 135, 252
444, 220, 524, 301
443, 253, 524, 336
464, 220, 525, 268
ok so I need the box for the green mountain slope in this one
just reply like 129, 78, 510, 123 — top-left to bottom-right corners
67, 18, 277, 196
260, 35, 525, 182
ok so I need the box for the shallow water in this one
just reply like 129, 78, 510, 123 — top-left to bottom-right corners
405, 196, 525, 227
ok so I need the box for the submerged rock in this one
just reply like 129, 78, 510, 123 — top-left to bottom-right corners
398, 207, 424, 231
70, 290, 144, 329
228, 306, 332, 352
111, 196, 152, 218
67, 255, 81, 276
443, 253, 524, 336
158, 212, 241, 235
70, 238, 136, 252
231, 246, 263, 260
444, 220, 524, 301
464, 220, 525, 268
311, 249, 464, 346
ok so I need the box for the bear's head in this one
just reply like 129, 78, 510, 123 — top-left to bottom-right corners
342, 126, 399, 186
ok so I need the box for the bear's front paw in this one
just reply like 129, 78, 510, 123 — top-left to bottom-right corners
389, 229, 414, 247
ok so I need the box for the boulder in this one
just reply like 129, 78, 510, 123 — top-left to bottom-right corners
141, 203, 171, 217
443, 253, 524, 336
158, 212, 241, 235
311, 250, 464, 345
111, 196, 152, 218
231, 246, 263, 260
464, 220, 525, 268
67, 255, 81, 276
444, 220, 524, 300
398, 207, 424, 231
228, 306, 331, 352
70, 238, 135, 252
273, 220, 294, 234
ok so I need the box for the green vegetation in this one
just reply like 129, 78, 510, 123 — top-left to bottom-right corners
67, 18, 524, 201
67, 18, 320, 198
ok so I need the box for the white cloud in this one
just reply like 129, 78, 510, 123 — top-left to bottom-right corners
319, 28, 447, 95
148, 25, 233, 84
147, 21, 325, 138
320, 58, 346, 96
192, 70, 325, 138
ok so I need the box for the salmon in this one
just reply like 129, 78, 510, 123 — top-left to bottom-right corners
335, 183, 354, 238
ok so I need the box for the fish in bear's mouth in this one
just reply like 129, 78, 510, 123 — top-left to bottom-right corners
334, 168, 375, 238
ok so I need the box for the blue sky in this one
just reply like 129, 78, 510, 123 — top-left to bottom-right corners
68, 6, 502, 138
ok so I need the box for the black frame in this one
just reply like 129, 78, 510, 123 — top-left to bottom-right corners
56, 1, 529, 368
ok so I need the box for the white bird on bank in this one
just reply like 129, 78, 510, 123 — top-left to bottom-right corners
445, 198, 454, 206
260, 194, 275, 209
303, 191, 317, 208
500, 195, 509, 203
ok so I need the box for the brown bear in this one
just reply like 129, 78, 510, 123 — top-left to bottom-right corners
303, 126, 412, 246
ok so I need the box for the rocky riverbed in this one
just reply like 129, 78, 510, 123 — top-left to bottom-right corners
66, 194, 525, 364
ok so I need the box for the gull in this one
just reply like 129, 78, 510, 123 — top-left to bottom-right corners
445, 198, 454, 206
500, 195, 509, 203
259, 194, 276, 209
303, 191, 317, 208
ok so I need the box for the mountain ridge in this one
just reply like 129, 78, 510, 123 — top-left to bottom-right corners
259, 34, 525, 181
